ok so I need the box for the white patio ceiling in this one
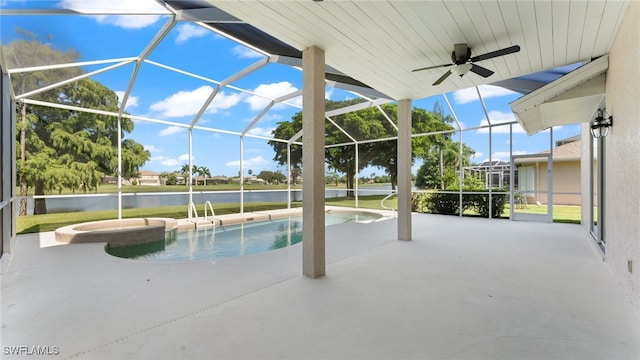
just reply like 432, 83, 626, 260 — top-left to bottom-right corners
208, 0, 630, 101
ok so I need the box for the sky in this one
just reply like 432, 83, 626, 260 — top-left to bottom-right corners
0, 0, 580, 178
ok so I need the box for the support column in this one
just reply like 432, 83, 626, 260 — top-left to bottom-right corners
302, 46, 325, 278
397, 99, 412, 240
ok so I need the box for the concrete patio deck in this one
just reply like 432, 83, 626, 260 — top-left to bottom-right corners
1, 213, 638, 359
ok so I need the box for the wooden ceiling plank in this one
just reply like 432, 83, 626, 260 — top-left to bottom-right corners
565, 1, 589, 63
592, 1, 630, 57
578, 1, 606, 60
497, 1, 527, 76
551, 1, 571, 66
534, 1, 555, 70
515, 1, 543, 72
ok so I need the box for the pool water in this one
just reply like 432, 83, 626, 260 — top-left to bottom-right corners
108, 211, 382, 261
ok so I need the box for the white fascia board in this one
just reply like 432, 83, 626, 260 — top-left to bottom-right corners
511, 55, 608, 135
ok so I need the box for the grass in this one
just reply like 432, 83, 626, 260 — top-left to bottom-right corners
17, 202, 301, 234
325, 194, 397, 210
505, 204, 581, 223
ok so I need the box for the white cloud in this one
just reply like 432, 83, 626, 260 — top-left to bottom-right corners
453, 85, 518, 104
225, 155, 268, 168
152, 156, 179, 167
159, 126, 185, 136
150, 86, 243, 118
245, 82, 300, 111
175, 23, 209, 44
178, 154, 191, 162
325, 88, 334, 100
143, 144, 162, 153
491, 150, 529, 162
150, 154, 191, 168
59, 0, 166, 29
476, 110, 525, 134
161, 159, 179, 167
231, 45, 264, 59
115, 91, 138, 109
247, 127, 275, 137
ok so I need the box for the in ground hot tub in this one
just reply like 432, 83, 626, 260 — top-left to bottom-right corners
55, 218, 177, 249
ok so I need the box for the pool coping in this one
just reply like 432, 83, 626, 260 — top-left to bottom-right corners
174, 205, 394, 229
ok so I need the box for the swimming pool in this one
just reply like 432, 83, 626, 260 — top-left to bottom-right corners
107, 211, 383, 261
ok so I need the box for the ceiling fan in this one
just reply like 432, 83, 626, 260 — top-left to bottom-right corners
412, 43, 521, 86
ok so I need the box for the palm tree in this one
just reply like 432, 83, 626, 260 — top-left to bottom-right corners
180, 163, 198, 185
198, 166, 211, 186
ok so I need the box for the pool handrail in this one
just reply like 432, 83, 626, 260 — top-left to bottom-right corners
381, 192, 397, 218
189, 201, 198, 221
204, 201, 215, 223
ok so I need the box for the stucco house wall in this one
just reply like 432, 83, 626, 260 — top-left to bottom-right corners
602, 1, 640, 313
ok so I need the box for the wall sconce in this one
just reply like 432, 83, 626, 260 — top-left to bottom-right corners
591, 108, 613, 138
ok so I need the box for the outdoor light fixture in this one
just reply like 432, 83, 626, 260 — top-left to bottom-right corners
452, 63, 472, 77
591, 108, 613, 138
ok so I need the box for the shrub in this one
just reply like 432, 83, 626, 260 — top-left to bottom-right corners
411, 192, 430, 213
428, 192, 460, 215
464, 191, 507, 218
416, 189, 507, 218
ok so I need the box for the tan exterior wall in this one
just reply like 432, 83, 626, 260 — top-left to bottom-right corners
550, 161, 581, 205
520, 160, 581, 205
604, 1, 640, 313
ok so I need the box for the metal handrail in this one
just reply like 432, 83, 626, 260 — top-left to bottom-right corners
204, 201, 215, 222
188, 201, 198, 221
380, 192, 397, 218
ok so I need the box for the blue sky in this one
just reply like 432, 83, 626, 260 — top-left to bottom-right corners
1, 0, 580, 178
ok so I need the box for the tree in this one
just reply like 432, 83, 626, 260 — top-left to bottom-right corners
268, 100, 458, 194
412, 102, 476, 190
6, 39, 150, 214
257, 170, 286, 184
268, 99, 363, 192
269, 119, 303, 172
415, 142, 476, 189
291, 166, 302, 185
198, 166, 211, 185
368, 105, 454, 190
160, 172, 177, 186
180, 163, 197, 184
5, 36, 82, 215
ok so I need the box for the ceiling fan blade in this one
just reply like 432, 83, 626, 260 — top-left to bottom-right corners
412, 63, 453, 73
469, 45, 520, 62
469, 64, 494, 78
432, 69, 452, 86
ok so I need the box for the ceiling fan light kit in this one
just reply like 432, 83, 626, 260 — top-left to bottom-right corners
412, 43, 521, 86
452, 63, 472, 77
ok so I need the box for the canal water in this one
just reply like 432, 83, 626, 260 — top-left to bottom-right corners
22, 187, 395, 214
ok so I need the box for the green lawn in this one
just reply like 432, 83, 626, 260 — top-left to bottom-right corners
502, 204, 581, 223
17, 202, 301, 234
325, 194, 397, 210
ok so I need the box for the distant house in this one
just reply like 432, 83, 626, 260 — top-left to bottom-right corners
231, 175, 265, 184
515, 136, 581, 206
210, 176, 229, 185
193, 176, 227, 185
137, 170, 161, 186
101, 175, 130, 185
